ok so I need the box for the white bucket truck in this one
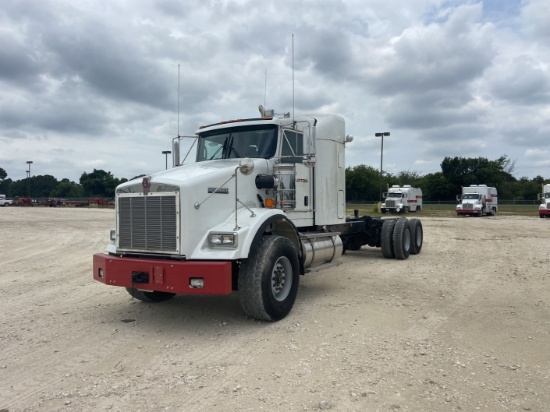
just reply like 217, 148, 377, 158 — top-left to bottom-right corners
381, 185, 422, 213
93, 107, 424, 321
456, 185, 498, 216
538, 184, 550, 218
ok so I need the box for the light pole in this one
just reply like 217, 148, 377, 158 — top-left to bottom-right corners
374, 132, 390, 202
26, 161, 33, 198
162, 150, 172, 170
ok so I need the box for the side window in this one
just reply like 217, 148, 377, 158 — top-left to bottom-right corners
281, 131, 303, 163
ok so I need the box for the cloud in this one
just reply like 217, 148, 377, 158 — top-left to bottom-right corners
0, 0, 549, 182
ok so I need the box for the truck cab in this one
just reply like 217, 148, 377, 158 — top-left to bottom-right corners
456, 185, 498, 216
381, 185, 422, 214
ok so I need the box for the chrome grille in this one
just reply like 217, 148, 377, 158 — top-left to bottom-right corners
118, 194, 178, 253
385, 199, 396, 208
462, 203, 473, 210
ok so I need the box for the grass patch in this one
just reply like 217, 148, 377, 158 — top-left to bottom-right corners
346, 203, 540, 218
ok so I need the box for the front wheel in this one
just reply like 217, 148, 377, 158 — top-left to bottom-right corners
238, 235, 300, 321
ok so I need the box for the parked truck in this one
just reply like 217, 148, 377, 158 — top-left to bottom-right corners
538, 184, 550, 218
456, 185, 498, 216
93, 108, 424, 321
0, 194, 13, 206
381, 185, 422, 213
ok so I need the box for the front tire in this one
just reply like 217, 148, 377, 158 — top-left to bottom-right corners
125, 288, 176, 302
238, 235, 300, 321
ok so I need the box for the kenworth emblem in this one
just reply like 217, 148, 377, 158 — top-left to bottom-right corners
208, 187, 229, 194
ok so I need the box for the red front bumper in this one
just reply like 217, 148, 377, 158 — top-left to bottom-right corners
540, 209, 550, 215
93, 253, 233, 295
457, 210, 482, 215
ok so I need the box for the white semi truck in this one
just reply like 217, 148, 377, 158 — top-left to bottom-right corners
93, 108, 424, 321
381, 185, 422, 213
456, 185, 498, 216
538, 184, 550, 218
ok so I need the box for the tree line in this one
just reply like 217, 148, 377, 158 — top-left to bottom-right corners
1, 155, 548, 200
0, 168, 129, 198
347, 155, 548, 201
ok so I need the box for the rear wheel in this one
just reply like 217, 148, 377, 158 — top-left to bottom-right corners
392, 218, 411, 260
381, 219, 397, 259
238, 235, 300, 321
409, 218, 423, 255
125, 288, 176, 302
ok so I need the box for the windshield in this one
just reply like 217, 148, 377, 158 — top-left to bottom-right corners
545, 192, 550, 198
196, 125, 278, 162
463, 193, 480, 200
387, 192, 403, 198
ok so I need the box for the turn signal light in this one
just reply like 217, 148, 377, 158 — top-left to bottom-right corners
265, 198, 275, 208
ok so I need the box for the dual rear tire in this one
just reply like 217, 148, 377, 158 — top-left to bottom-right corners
381, 218, 423, 259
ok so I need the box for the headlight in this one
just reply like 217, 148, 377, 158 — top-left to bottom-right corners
209, 232, 238, 248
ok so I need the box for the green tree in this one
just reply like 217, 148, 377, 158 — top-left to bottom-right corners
418, 172, 455, 201
440, 155, 517, 197
346, 165, 380, 201
30, 175, 59, 198
0, 167, 12, 196
52, 179, 85, 198
394, 170, 423, 187
80, 169, 127, 197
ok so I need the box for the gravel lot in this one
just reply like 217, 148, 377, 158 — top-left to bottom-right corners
1, 208, 549, 411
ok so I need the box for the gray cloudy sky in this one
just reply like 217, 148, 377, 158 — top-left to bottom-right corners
1, 0, 549, 182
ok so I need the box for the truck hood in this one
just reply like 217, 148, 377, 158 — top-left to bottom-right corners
117, 159, 269, 193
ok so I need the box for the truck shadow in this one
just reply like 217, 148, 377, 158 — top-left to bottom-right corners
98, 292, 273, 333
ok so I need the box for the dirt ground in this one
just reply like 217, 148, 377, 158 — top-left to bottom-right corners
0, 208, 549, 412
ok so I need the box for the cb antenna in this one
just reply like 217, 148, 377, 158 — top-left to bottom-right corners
292, 34, 295, 123
264, 68, 267, 108
177, 64, 181, 137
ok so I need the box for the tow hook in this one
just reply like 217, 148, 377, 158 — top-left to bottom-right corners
131, 271, 149, 284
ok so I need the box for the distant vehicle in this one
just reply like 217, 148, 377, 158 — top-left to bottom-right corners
381, 185, 422, 213
0, 194, 13, 206
456, 185, 498, 217
537, 184, 550, 218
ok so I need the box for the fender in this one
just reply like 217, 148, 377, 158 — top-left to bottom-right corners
186, 208, 301, 261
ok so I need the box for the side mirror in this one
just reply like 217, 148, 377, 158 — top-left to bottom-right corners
382, 192, 387, 199
537, 193, 542, 200
456, 195, 461, 202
